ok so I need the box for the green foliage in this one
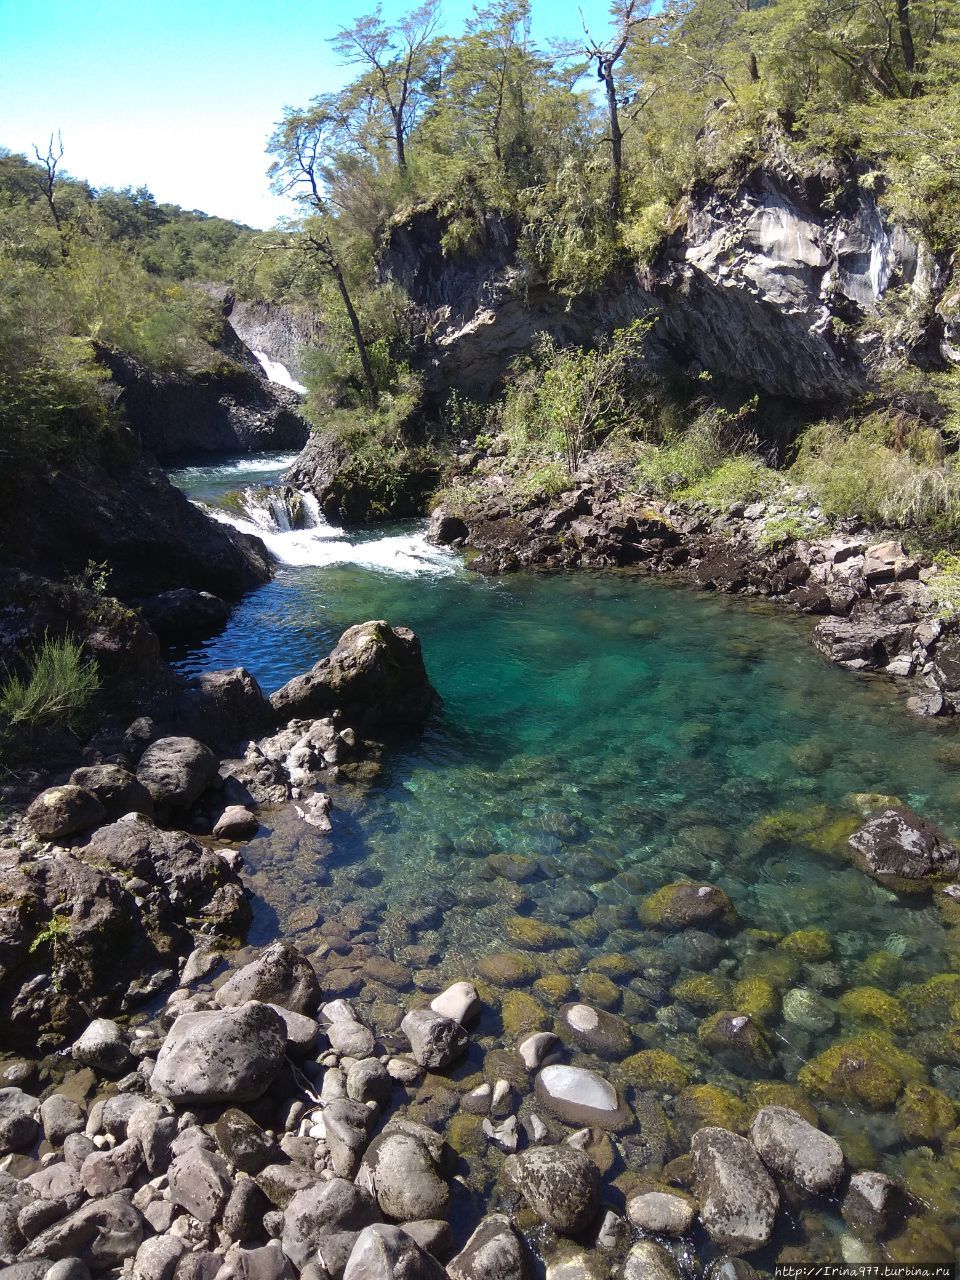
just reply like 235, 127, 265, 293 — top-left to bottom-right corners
29, 908, 71, 957
501, 322, 650, 475
758, 508, 829, 548
634, 407, 781, 508
929, 552, 960, 619
791, 421, 960, 534
0, 635, 99, 732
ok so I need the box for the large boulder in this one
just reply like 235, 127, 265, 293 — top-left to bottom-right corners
25, 785, 105, 841
446, 1214, 528, 1280
216, 942, 320, 1016
0, 1087, 39, 1154
168, 1146, 233, 1223
503, 1146, 600, 1235
270, 622, 438, 730
343, 1223, 446, 1280
534, 1064, 630, 1129
691, 1126, 779, 1254
150, 1002, 287, 1104
69, 765, 153, 820
280, 1179, 379, 1270
284, 430, 440, 525
136, 589, 231, 643
847, 807, 960, 891
359, 1131, 449, 1222
136, 736, 219, 810
749, 1105, 844, 1194
21, 1193, 144, 1270
178, 668, 274, 750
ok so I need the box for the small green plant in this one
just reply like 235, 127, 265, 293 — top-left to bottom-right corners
758, 510, 829, 548
929, 552, 960, 619
517, 460, 573, 500
29, 907, 73, 990
0, 634, 99, 731
71, 559, 112, 596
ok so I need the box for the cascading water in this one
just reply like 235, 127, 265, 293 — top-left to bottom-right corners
252, 349, 308, 396
170, 453, 457, 577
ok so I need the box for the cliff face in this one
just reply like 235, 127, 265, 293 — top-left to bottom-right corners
379, 167, 947, 405
224, 298, 321, 381
98, 347, 308, 463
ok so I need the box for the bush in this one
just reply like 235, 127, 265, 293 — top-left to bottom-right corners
0, 635, 99, 732
791, 423, 960, 534
634, 410, 781, 508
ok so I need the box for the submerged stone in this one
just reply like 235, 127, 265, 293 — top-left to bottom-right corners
535, 1064, 629, 1129
638, 882, 735, 930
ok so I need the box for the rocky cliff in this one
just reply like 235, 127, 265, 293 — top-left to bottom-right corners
379, 166, 948, 405
99, 346, 308, 463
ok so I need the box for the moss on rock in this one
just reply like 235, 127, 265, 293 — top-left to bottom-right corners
620, 1049, 692, 1094
838, 986, 910, 1033
780, 928, 834, 961
637, 881, 736, 931
672, 975, 731, 1011
895, 1084, 958, 1144
732, 976, 780, 1023
797, 1032, 925, 1110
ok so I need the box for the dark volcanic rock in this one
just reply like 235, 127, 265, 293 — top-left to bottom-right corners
136, 589, 231, 643
69, 764, 153, 821
270, 621, 438, 730
848, 806, 960, 891
692, 1126, 779, 1255
216, 942, 320, 1016
25, 785, 105, 842
136, 736, 219, 809
284, 431, 440, 524
99, 346, 308, 462
176, 668, 274, 750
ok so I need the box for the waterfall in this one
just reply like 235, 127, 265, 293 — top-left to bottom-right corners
252, 350, 308, 396
205, 484, 457, 577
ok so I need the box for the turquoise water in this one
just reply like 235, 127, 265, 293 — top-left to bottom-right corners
173, 461, 960, 1263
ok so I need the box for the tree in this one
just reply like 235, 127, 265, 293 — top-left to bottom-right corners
32, 132, 68, 259
268, 104, 378, 406
579, 1, 656, 218
332, 1, 443, 174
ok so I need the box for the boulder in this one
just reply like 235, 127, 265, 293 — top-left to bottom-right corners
429, 981, 480, 1027
535, 1064, 629, 1129
559, 1004, 632, 1058
446, 1214, 528, 1280
69, 765, 154, 820
698, 1012, 775, 1075
400, 1009, 468, 1069
503, 1146, 600, 1235
72, 1019, 131, 1077
214, 1109, 277, 1175
848, 807, 960, 891
626, 1191, 697, 1237
39, 1094, 86, 1146
269, 622, 437, 730
427, 509, 469, 546
360, 1131, 448, 1222
322, 1099, 376, 1179
327, 1019, 376, 1059
169, 1146, 233, 1222
213, 807, 259, 841
136, 589, 231, 643
280, 1179, 378, 1270
21, 1193, 144, 1270
25, 785, 105, 841
181, 668, 274, 749
841, 1171, 905, 1239
691, 1127, 779, 1254
343, 1224, 447, 1280
133, 1234, 186, 1280
623, 1241, 683, 1280
150, 1002, 287, 1104
638, 882, 735, 930
216, 942, 320, 1016
0, 1087, 39, 1154
136, 736, 219, 809
749, 1105, 844, 1194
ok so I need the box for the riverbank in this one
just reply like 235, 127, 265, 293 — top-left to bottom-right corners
428, 444, 960, 720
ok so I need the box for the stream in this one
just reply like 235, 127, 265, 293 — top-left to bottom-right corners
169, 454, 960, 1263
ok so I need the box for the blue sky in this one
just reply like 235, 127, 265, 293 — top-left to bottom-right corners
0, 0, 597, 228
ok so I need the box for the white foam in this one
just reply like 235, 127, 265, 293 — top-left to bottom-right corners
206, 494, 459, 577
253, 350, 308, 396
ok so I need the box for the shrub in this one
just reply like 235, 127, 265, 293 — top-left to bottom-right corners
0, 635, 99, 731
634, 410, 781, 508
791, 423, 960, 534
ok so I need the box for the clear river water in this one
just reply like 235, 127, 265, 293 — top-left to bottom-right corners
169, 455, 960, 1266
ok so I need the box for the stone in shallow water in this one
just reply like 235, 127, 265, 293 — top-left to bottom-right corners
848, 806, 960, 891
782, 987, 835, 1033
503, 1145, 600, 1235
535, 1064, 628, 1129
559, 1003, 633, 1058
691, 1126, 779, 1255
626, 1190, 697, 1237
430, 981, 481, 1026
749, 1105, 844, 1194
841, 1171, 905, 1239
623, 1241, 683, 1280
446, 1213, 527, 1280
401, 1009, 468, 1069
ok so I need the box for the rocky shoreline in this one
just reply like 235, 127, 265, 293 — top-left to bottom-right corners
4, 595, 960, 1276
428, 450, 960, 720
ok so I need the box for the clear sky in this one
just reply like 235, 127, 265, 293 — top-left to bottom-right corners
0, 0, 598, 229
